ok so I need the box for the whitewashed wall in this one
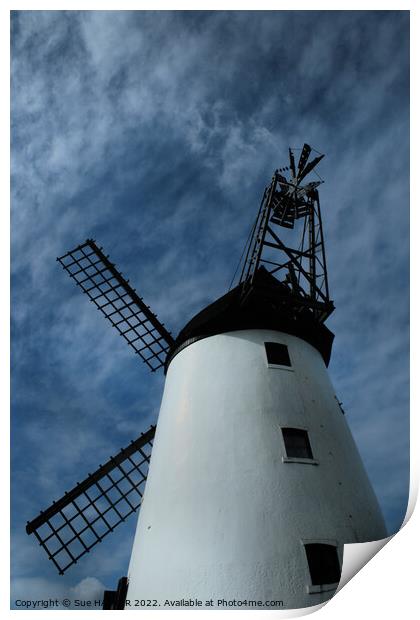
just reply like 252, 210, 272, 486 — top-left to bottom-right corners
126, 329, 386, 610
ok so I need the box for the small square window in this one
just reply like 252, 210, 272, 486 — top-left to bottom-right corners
304, 543, 341, 586
282, 428, 313, 459
264, 342, 291, 366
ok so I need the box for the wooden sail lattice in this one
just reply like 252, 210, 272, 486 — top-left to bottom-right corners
57, 239, 174, 371
26, 426, 155, 575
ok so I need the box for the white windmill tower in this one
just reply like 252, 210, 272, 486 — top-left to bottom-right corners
26, 144, 387, 610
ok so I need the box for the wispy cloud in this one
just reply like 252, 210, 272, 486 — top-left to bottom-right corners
11, 9, 409, 604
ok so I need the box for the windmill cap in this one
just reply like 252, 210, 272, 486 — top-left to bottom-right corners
165, 268, 334, 371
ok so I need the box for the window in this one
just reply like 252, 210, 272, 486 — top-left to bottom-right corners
304, 543, 341, 586
282, 428, 313, 459
264, 342, 291, 366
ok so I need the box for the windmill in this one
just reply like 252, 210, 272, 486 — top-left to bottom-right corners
26, 144, 387, 610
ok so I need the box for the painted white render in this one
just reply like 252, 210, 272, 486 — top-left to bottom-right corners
126, 329, 387, 610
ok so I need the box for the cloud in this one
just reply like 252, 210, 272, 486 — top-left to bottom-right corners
11, 9, 409, 602
11, 575, 106, 609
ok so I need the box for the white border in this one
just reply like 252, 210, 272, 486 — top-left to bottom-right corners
4, 3, 417, 619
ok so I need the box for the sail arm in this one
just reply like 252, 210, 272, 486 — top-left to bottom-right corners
26, 426, 156, 575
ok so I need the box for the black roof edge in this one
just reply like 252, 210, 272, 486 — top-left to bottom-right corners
166, 269, 334, 371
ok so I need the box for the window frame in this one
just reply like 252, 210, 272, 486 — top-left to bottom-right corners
264, 341, 293, 371
280, 426, 318, 466
301, 540, 342, 594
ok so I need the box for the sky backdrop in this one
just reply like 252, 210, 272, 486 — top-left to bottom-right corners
11, 10, 409, 609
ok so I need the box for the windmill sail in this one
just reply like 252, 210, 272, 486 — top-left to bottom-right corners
297, 153, 325, 183
297, 143, 311, 178
288, 148, 296, 179
26, 426, 155, 575
57, 239, 175, 371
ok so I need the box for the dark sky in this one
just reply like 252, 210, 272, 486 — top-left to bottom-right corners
11, 10, 409, 607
